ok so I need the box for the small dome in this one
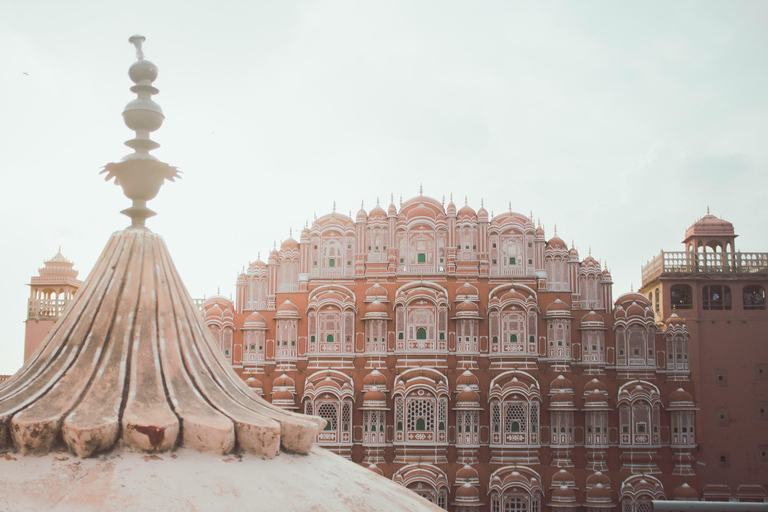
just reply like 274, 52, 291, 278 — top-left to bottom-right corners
546, 299, 570, 315
586, 471, 610, 488
204, 304, 223, 320
456, 299, 479, 313
552, 469, 576, 486
457, 202, 476, 218
550, 391, 574, 406
550, 374, 573, 392
477, 205, 488, 221
365, 300, 388, 315
363, 369, 384, 388
551, 485, 576, 502
669, 388, 695, 409
568, 246, 579, 258
365, 282, 388, 301
248, 259, 267, 269
276, 299, 299, 317
446, 198, 457, 216
456, 483, 480, 500
584, 378, 608, 395
455, 386, 480, 406
243, 311, 267, 329
547, 236, 568, 250
362, 387, 387, 406
387, 200, 398, 216
673, 482, 699, 501
272, 387, 293, 402
456, 281, 479, 298
245, 376, 263, 390
586, 483, 612, 501
456, 370, 479, 390
408, 202, 436, 220
356, 206, 367, 222
584, 390, 609, 408
581, 310, 605, 327
665, 313, 685, 327
369, 204, 386, 219
281, 237, 299, 250
685, 213, 735, 239
625, 301, 646, 318
455, 464, 479, 483
536, 225, 545, 237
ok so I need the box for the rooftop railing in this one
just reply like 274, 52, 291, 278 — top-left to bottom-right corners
642, 251, 768, 286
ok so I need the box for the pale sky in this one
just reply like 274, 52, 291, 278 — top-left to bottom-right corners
1, 1, 767, 374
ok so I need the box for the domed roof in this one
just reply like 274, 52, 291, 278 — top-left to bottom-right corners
369, 203, 386, 219
581, 310, 605, 327
615, 292, 650, 307
546, 299, 570, 315
455, 464, 479, 483
583, 254, 599, 267
552, 469, 576, 486
477, 204, 488, 221
245, 376, 263, 389
456, 482, 480, 500
569, 245, 579, 258
625, 301, 646, 318
365, 299, 388, 315
356, 204, 367, 222
547, 236, 568, 250
584, 378, 608, 395
457, 200, 476, 218
365, 282, 388, 301
664, 313, 685, 328
363, 368, 385, 388
673, 483, 699, 501
362, 387, 387, 408
668, 388, 695, 409
456, 299, 479, 314
550, 374, 573, 392
586, 471, 611, 488
248, 258, 267, 269
551, 485, 576, 502
272, 387, 294, 402
204, 304, 223, 320
276, 299, 299, 317
684, 212, 735, 240
584, 390, 609, 408
446, 197, 457, 216
281, 237, 299, 250
387, 199, 398, 216
456, 370, 479, 390
586, 483, 613, 501
455, 281, 479, 299
243, 311, 267, 329
550, 391, 575, 406
455, 386, 481, 406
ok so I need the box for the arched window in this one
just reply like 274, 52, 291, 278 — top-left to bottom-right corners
328, 258, 335, 267
326, 334, 334, 343
417, 327, 427, 340
743, 285, 766, 310
417, 253, 426, 263
670, 284, 692, 310
703, 285, 731, 310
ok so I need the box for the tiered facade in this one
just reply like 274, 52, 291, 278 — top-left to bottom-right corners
202, 194, 704, 512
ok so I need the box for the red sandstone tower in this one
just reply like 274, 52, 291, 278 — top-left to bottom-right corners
23, 249, 82, 362
640, 211, 768, 502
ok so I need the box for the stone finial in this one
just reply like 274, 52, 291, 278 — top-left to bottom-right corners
101, 36, 179, 227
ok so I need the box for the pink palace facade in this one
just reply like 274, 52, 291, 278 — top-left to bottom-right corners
199, 193, 724, 512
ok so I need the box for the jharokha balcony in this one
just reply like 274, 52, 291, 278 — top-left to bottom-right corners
641, 251, 768, 287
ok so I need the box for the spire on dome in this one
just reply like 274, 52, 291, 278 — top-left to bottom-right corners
419, 184, 423, 196
332, 200, 336, 213
100, 35, 179, 227
508, 202, 512, 213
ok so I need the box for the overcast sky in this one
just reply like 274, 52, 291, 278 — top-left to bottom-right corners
1, 1, 766, 374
